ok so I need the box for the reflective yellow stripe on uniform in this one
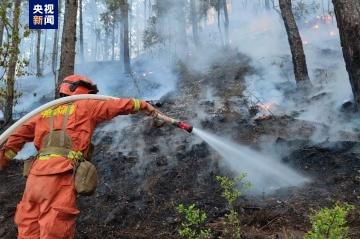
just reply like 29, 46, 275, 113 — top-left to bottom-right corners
67, 151, 83, 161
38, 154, 62, 161
38, 151, 83, 161
4, 149, 16, 160
132, 98, 141, 112
41, 104, 75, 118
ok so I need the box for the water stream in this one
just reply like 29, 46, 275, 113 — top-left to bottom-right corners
192, 128, 309, 192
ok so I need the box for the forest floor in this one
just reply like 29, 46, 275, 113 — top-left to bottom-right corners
1, 49, 360, 238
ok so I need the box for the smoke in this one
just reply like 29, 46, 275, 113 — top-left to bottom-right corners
14, 75, 55, 115
1, 0, 356, 195
14, 142, 37, 160
225, 0, 357, 142
8, 0, 352, 123
193, 128, 309, 193
93, 116, 132, 153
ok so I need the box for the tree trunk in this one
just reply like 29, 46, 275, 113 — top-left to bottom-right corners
144, 0, 147, 28
222, 0, 229, 46
279, 0, 310, 85
58, 0, 78, 98
119, 18, 124, 64
0, 22, 3, 48
36, 30, 42, 76
122, 1, 131, 74
111, 22, 115, 61
4, 0, 21, 124
52, 0, 61, 99
176, 0, 187, 51
0, 15, 4, 47
95, 28, 100, 61
104, 34, 109, 61
265, 0, 271, 10
0, 0, 6, 48
217, 1, 224, 45
28, 33, 35, 71
148, 0, 152, 17
190, 0, 200, 46
79, 0, 84, 62
332, 0, 360, 106
41, 30, 47, 73
135, 7, 140, 55
52, 28, 59, 98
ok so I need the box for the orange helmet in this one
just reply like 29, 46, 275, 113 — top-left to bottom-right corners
59, 75, 99, 96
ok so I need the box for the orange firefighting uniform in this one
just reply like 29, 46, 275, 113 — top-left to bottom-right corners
2, 98, 147, 239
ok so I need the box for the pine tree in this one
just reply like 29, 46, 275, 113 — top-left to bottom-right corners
121, 0, 131, 74
190, 0, 200, 46
79, 0, 85, 62
3, 0, 21, 123
332, 0, 360, 106
279, 0, 311, 86
0, 0, 7, 48
36, 29, 42, 77
57, 0, 78, 98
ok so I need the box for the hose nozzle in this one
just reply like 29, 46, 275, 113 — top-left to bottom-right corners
176, 121, 193, 133
152, 112, 193, 133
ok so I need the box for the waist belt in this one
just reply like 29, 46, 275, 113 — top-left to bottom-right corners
38, 147, 83, 161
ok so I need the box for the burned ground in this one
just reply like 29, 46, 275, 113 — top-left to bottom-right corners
1, 50, 360, 238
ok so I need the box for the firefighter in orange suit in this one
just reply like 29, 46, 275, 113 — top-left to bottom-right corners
0, 75, 159, 239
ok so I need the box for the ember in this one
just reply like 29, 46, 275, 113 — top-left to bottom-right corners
329, 31, 337, 36
256, 102, 276, 114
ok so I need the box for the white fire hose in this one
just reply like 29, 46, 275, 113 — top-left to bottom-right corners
0, 94, 193, 147
0, 94, 117, 146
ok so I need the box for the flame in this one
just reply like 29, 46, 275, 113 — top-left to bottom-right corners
305, 15, 333, 29
256, 102, 276, 113
322, 15, 333, 24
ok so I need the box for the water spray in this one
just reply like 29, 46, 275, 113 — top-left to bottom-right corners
192, 128, 309, 192
143, 104, 307, 192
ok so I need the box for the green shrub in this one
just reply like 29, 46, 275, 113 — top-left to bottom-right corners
176, 203, 212, 239
221, 209, 241, 239
304, 202, 355, 239
216, 174, 251, 239
215, 174, 251, 209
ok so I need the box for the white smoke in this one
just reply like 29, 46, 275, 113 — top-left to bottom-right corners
226, 1, 357, 142
193, 128, 309, 193
14, 142, 37, 160
2, 0, 357, 189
